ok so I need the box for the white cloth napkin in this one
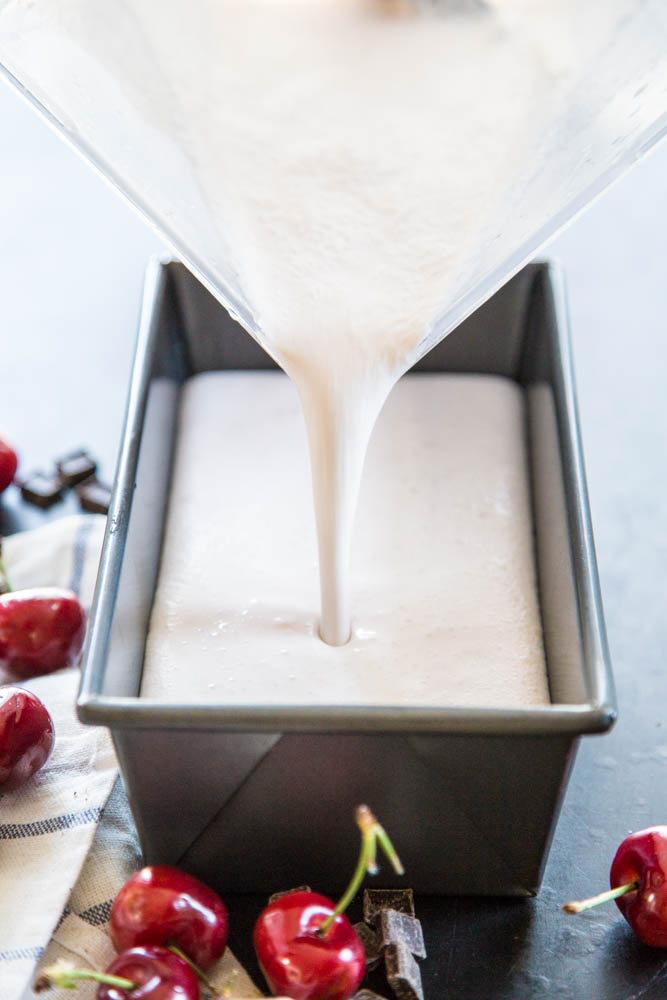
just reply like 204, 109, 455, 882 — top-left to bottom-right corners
0, 516, 262, 1000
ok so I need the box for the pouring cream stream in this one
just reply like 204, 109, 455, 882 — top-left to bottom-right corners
147, 0, 559, 643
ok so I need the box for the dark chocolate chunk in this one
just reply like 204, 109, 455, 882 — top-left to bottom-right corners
353, 991, 390, 1000
75, 478, 111, 515
363, 888, 415, 925
267, 885, 312, 904
353, 921, 382, 971
384, 941, 423, 1000
56, 448, 98, 488
378, 909, 426, 960
20, 471, 63, 509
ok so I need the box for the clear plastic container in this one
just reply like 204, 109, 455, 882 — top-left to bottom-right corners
1, 0, 665, 357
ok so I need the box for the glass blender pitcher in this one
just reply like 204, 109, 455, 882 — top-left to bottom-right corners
0, 0, 665, 363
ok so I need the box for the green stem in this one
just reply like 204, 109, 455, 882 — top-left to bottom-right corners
318, 804, 404, 936
0, 547, 12, 594
34, 963, 135, 992
375, 823, 404, 876
168, 943, 220, 997
562, 879, 640, 915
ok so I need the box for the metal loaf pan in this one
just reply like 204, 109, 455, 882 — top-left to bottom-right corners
78, 259, 615, 896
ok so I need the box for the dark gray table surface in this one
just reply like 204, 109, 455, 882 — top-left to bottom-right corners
1, 79, 666, 999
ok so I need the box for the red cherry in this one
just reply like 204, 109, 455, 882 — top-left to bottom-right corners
609, 826, 667, 947
0, 587, 86, 678
253, 806, 403, 1000
253, 890, 365, 1000
32, 946, 199, 998
96, 946, 199, 1000
0, 685, 54, 790
0, 437, 18, 493
110, 865, 229, 971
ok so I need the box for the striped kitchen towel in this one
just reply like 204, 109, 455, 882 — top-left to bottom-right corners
22, 776, 263, 999
1, 515, 263, 1000
0, 515, 116, 1000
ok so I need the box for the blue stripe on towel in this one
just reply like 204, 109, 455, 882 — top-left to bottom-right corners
0, 807, 103, 839
0, 945, 44, 963
79, 899, 113, 927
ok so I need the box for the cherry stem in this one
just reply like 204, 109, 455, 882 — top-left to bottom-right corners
34, 961, 135, 992
318, 804, 404, 936
167, 943, 220, 997
0, 546, 12, 594
562, 879, 640, 915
